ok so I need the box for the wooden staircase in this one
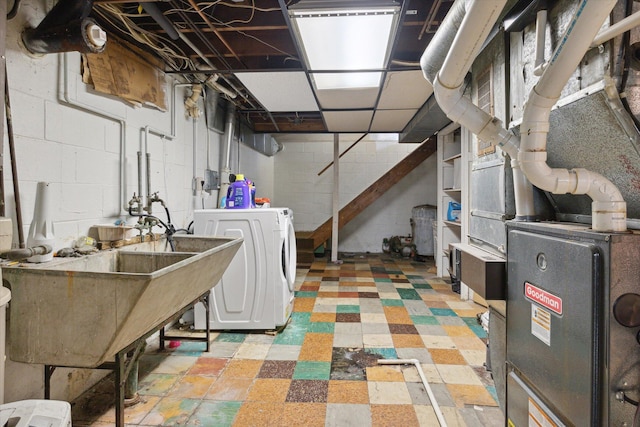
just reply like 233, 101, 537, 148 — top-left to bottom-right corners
297, 137, 437, 266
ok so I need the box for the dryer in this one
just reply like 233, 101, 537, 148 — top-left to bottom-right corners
193, 208, 296, 330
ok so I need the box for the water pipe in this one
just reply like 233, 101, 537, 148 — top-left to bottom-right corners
1, 244, 52, 261
378, 359, 448, 427
518, 0, 626, 232
533, 8, 548, 76
421, 0, 537, 221
591, 9, 640, 48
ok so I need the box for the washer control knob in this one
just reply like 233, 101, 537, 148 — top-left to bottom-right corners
613, 293, 640, 327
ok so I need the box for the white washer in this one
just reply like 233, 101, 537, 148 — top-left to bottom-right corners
193, 208, 296, 330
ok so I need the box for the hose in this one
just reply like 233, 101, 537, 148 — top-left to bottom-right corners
7, 0, 21, 20
128, 205, 176, 252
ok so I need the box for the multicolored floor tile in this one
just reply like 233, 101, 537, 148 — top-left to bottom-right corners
71, 253, 503, 426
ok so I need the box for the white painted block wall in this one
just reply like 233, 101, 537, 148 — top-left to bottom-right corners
2, 1, 273, 403
274, 134, 437, 253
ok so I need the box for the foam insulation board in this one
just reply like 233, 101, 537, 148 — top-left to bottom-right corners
323, 110, 373, 132
370, 109, 418, 132
315, 87, 379, 109
378, 70, 433, 109
235, 71, 318, 112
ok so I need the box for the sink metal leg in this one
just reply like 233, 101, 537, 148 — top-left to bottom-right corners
44, 365, 55, 399
114, 339, 146, 427
203, 290, 211, 352
115, 350, 125, 427
158, 290, 212, 352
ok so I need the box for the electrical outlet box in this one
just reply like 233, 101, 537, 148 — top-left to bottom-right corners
203, 169, 219, 192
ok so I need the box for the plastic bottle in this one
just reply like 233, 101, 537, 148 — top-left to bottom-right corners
226, 174, 251, 209
447, 201, 461, 221
247, 179, 256, 208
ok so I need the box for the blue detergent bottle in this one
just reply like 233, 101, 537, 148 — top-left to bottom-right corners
226, 174, 252, 209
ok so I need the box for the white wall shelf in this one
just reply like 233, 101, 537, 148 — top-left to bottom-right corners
436, 123, 470, 279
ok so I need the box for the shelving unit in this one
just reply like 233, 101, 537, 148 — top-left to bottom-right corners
436, 123, 469, 278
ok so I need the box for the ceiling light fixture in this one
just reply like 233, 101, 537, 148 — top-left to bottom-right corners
289, 1, 400, 91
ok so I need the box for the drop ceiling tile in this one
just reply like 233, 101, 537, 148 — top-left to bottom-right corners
323, 111, 374, 132
377, 70, 433, 109
370, 109, 418, 132
315, 87, 379, 109
235, 72, 318, 112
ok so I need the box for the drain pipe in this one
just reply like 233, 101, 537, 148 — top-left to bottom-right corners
518, 0, 626, 232
421, 0, 537, 220
218, 105, 236, 208
378, 359, 448, 427
533, 8, 548, 76
591, 9, 640, 48
22, 0, 106, 54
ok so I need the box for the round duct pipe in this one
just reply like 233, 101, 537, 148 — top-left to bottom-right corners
22, 0, 106, 54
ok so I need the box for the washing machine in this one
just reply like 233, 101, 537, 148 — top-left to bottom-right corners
193, 208, 296, 330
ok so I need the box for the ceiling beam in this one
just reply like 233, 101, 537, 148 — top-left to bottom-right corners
187, 0, 245, 67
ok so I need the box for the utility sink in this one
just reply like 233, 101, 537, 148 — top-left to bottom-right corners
2, 235, 242, 368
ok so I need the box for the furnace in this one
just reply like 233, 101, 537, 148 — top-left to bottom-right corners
506, 221, 640, 425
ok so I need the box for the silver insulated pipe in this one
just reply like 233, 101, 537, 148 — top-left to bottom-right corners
218, 104, 236, 208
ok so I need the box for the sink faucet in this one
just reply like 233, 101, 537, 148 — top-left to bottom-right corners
134, 216, 158, 240
128, 193, 143, 215
146, 192, 166, 215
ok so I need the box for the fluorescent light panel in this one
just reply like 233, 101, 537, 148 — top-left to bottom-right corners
290, 7, 399, 90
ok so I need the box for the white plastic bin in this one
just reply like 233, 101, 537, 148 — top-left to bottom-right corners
0, 400, 72, 427
0, 286, 9, 404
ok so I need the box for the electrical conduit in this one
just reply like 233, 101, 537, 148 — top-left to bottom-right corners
61, 52, 192, 216
518, 0, 625, 232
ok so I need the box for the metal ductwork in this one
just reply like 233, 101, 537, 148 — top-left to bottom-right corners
399, 94, 451, 143
240, 125, 283, 157
22, 0, 106, 54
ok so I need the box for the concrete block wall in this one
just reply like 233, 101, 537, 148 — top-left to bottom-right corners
2, 1, 272, 403
274, 134, 437, 253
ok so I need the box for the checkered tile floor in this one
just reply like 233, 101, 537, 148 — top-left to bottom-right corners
72, 254, 504, 426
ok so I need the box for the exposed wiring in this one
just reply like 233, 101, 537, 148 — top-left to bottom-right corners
625, 393, 640, 407
94, 4, 197, 71
164, 0, 297, 59
7, 0, 21, 20
167, 0, 281, 26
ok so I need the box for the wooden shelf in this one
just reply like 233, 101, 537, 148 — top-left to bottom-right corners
444, 220, 462, 227
444, 188, 461, 193
443, 153, 462, 163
